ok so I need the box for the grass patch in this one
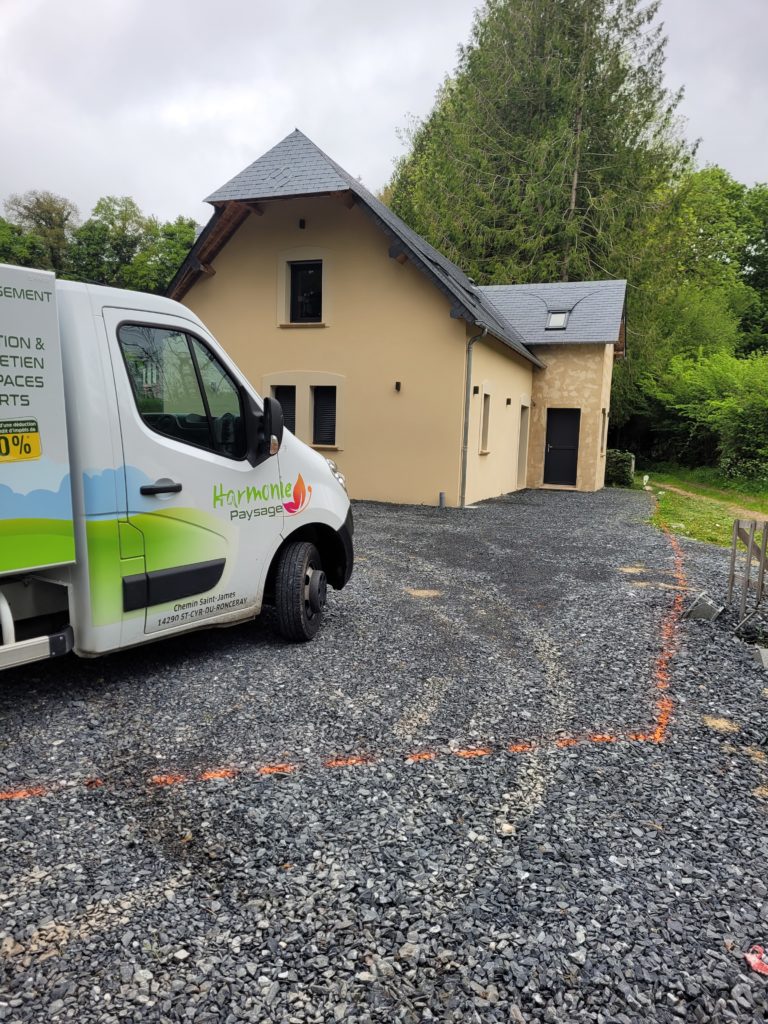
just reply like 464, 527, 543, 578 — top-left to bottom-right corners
649, 488, 738, 547
640, 465, 768, 515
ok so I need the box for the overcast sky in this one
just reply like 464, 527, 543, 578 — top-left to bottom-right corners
1, 0, 766, 226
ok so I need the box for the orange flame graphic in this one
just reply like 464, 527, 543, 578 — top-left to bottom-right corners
283, 473, 311, 515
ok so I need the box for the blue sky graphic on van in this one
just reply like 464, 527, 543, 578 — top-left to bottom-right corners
0, 474, 73, 520
83, 466, 178, 516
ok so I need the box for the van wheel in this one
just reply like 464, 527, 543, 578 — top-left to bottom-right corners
275, 541, 326, 642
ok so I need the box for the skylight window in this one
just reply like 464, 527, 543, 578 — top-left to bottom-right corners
547, 311, 569, 330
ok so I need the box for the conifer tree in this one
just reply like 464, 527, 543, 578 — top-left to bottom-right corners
387, 0, 691, 286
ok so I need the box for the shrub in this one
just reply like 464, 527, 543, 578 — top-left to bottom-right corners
605, 449, 635, 487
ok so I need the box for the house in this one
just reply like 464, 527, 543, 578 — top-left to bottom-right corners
168, 130, 626, 506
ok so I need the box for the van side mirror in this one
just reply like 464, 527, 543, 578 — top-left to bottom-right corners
244, 394, 284, 467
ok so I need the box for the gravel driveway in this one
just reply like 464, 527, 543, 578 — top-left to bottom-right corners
1, 489, 767, 1022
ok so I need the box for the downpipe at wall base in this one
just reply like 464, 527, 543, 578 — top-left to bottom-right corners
459, 328, 487, 508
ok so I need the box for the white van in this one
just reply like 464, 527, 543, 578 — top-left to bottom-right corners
0, 264, 353, 670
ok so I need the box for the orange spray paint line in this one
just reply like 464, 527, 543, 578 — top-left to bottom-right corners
149, 770, 187, 786
0, 785, 48, 801
199, 767, 238, 781
258, 762, 297, 775
323, 755, 371, 769
454, 747, 492, 759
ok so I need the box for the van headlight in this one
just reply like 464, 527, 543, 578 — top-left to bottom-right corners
326, 458, 347, 493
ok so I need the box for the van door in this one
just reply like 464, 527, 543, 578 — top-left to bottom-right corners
102, 308, 284, 635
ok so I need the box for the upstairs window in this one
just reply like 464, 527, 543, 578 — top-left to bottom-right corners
290, 260, 322, 323
312, 385, 336, 446
546, 311, 569, 330
272, 384, 297, 434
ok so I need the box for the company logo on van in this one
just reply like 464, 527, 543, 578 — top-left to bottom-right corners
283, 474, 311, 516
212, 474, 311, 520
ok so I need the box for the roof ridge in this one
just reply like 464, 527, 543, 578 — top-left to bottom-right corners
178, 129, 542, 365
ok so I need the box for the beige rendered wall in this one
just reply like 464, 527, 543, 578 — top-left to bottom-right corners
527, 343, 614, 492
182, 195, 469, 506
464, 333, 533, 506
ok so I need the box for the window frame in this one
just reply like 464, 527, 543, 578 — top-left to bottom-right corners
116, 320, 247, 462
311, 384, 337, 447
479, 390, 491, 454
272, 384, 297, 434
289, 259, 323, 324
546, 311, 569, 330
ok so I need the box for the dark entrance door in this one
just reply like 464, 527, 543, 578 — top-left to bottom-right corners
543, 408, 580, 485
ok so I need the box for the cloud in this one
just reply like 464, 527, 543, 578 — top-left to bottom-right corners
0, 473, 73, 520
0, 0, 764, 232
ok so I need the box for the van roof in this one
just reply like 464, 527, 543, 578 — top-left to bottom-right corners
56, 279, 202, 322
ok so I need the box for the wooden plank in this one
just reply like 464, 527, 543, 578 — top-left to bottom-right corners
757, 525, 767, 605
740, 520, 756, 619
737, 523, 763, 561
727, 519, 739, 605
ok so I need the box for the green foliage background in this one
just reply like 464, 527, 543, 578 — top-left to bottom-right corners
385, 0, 768, 482
0, 191, 196, 295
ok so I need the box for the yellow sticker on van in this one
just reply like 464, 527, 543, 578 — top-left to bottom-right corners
0, 418, 41, 462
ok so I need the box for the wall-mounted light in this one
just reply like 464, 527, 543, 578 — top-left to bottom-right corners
395, 381, 401, 392
299, 218, 306, 230
506, 398, 512, 406
472, 385, 479, 395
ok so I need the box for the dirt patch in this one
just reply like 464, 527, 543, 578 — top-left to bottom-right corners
702, 715, 740, 734
661, 483, 768, 523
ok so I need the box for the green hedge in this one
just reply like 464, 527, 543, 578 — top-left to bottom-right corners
605, 449, 635, 487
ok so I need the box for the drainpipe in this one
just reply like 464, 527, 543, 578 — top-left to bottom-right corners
459, 327, 487, 508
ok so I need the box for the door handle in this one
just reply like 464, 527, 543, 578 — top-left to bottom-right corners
140, 481, 182, 496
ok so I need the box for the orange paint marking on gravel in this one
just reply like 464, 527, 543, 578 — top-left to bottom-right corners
454, 747, 492, 759
0, 785, 48, 801
1, 527, 688, 804
150, 773, 187, 787
199, 767, 238, 781
323, 755, 371, 769
258, 763, 297, 775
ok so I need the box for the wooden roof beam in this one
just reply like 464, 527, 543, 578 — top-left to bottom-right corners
388, 242, 409, 265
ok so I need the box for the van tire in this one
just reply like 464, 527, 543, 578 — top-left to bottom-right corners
275, 541, 325, 642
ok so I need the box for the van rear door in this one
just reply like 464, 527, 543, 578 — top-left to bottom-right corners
102, 308, 284, 635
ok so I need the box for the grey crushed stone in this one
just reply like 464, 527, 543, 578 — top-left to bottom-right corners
0, 489, 767, 1022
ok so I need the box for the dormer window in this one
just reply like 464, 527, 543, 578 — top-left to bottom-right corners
547, 311, 569, 330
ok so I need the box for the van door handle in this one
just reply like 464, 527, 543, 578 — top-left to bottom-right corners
140, 481, 182, 496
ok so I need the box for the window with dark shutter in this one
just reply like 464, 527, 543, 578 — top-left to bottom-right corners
312, 386, 336, 446
272, 385, 296, 434
289, 261, 322, 323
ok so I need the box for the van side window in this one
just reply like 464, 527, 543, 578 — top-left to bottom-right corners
118, 324, 245, 460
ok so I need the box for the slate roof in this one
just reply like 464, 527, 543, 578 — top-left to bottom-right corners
172, 130, 542, 367
478, 280, 626, 346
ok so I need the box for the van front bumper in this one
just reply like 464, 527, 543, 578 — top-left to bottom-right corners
336, 508, 354, 588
